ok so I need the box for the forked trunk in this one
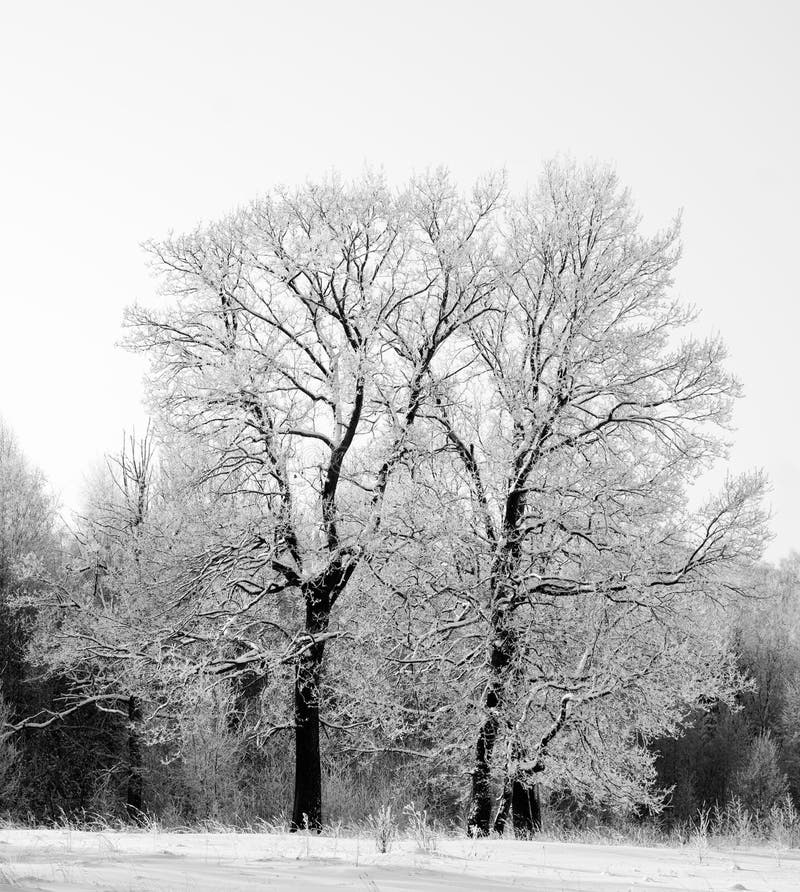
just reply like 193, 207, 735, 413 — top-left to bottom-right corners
492, 781, 542, 836
492, 765, 543, 836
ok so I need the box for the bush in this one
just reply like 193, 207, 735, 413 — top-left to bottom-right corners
403, 801, 437, 853
366, 804, 396, 853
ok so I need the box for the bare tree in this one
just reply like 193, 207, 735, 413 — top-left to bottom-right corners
358, 162, 767, 836
3, 428, 158, 816
0, 419, 58, 808
0, 419, 55, 710
122, 170, 503, 828
101, 428, 155, 818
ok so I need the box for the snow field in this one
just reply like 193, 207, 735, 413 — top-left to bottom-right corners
0, 828, 798, 891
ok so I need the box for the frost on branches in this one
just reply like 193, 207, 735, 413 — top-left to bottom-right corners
16, 163, 767, 836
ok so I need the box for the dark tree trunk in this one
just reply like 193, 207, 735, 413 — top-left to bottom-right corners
493, 755, 543, 837
511, 781, 541, 836
125, 696, 143, 820
290, 577, 335, 832
468, 711, 500, 835
467, 617, 513, 836
492, 781, 513, 834
291, 641, 325, 831
467, 476, 528, 837
288, 555, 356, 832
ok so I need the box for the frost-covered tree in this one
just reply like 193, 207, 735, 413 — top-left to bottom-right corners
0, 419, 123, 818
0, 419, 55, 719
455, 163, 765, 835
6, 430, 161, 815
357, 162, 767, 835
20, 424, 300, 809
730, 555, 800, 802
0, 418, 53, 595
731, 731, 789, 814
120, 171, 503, 828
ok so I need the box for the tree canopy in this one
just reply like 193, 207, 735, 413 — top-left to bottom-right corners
1, 163, 778, 836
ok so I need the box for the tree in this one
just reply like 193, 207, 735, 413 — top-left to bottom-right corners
0, 418, 54, 682
0, 419, 127, 819
778, 678, 800, 802
86, 429, 156, 818
650, 556, 800, 819
728, 555, 800, 803
0, 417, 53, 739
731, 731, 789, 814
118, 170, 503, 828
357, 162, 767, 835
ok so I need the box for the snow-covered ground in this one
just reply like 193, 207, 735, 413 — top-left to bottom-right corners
0, 827, 797, 891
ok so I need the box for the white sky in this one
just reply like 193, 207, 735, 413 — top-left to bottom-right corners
1, 1, 798, 560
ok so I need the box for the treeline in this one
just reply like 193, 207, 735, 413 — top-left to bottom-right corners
653, 563, 800, 825
1, 163, 796, 837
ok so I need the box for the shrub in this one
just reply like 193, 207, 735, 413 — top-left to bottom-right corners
366, 804, 396, 853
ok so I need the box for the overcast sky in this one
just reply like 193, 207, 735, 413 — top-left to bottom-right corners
1, 1, 797, 560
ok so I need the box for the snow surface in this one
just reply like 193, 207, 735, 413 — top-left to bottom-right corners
0, 827, 797, 891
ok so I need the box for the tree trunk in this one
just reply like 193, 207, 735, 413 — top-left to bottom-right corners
468, 711, 500, 835
467, 481, 527, 837
467, 616, 513, 836
493, 756, 543, 837
511, 781, 541, 836
125, 696, 143, 820
290, 583, 332, 832
291, 643, 325, 831
492, 781, 512, 834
